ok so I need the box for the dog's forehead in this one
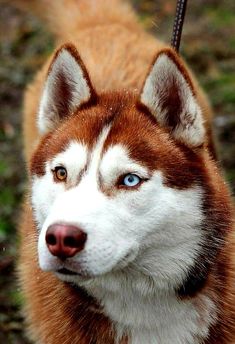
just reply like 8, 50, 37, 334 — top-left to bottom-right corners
30, 94, 157, 174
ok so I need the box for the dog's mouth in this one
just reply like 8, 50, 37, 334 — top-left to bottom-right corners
53, 248, 139, 279
57, 268, 80, 276
55, 267, 94, 284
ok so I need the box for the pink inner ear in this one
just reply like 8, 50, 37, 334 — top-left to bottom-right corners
159, 76, 183, 130
49, 69, 75, 120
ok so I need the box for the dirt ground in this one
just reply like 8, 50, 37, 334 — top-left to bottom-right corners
0, 0, 234, 343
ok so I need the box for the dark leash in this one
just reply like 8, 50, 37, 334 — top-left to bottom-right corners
171, 0, 188, 52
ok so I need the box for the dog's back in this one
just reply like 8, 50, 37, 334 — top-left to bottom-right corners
15, 1, 235, 343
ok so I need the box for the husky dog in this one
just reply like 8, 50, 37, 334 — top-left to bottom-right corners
14, 0, 234, 343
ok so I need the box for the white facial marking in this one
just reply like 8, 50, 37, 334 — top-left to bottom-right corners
87, 126, 111, 179
51, 141, 87, 185
31, 141, 87, 227
100, 145, 149, 187
38, 48, 91, 134
141, 53, 205, 146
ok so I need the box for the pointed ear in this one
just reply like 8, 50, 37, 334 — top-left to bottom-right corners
140, 49, 205, 147
38, 43, 97, 134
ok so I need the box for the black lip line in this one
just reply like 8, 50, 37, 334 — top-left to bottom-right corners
57, 268, 80, 276
56, 250, 137, 277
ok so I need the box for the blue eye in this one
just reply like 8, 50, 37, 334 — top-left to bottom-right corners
122, 174, 141, 187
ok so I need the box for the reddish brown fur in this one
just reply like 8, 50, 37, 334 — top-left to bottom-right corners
204, 229, 235, 344
14, 0, 235, 343
30, 92, 211, 192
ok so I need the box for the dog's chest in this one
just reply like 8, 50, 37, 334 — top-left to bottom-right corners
90, 286, 216, 344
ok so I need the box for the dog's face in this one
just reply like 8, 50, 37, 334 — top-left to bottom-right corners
30, 44, 208, 292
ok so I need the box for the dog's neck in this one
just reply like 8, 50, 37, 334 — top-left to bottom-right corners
82, 273, 216, 344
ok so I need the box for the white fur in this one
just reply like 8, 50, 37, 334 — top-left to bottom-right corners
141, 53, 205, 147
31, 141, 87, 227
100, 144, 150, 187
51, 141, 87, 185
32, 138, 215, 343
126, 295, 215, 344
38, 48, 91, 134
85, 273, 216, 344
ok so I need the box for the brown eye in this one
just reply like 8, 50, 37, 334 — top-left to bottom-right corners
54, 166, 67, 181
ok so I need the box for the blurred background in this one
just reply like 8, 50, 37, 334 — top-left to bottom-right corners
0, 0, 234, 342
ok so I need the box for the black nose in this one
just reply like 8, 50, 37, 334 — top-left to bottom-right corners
45, 224, 87, 259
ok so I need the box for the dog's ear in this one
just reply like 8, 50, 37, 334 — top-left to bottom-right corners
38, 43, 96, 134
140, 49, 205, 147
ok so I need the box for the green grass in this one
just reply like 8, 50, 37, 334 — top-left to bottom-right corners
204, 8, 235, 28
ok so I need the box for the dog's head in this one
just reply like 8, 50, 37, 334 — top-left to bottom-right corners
30, 44, 229, 295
